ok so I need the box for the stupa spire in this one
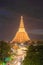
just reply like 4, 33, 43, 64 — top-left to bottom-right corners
10, 16, 30, 43
19, 16, 24, 28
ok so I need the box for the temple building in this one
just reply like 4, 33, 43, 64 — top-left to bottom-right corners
10, 16, 30, 44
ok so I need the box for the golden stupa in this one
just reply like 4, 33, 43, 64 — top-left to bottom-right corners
10, 16, 30, 43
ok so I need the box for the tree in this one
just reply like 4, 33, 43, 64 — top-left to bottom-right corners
0, 41, 11, 62
23, 43, 43, 65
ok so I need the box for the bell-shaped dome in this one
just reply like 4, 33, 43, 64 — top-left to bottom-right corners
10, 16, 30, 43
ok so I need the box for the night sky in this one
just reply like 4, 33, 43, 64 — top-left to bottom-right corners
0, 0, 43, 41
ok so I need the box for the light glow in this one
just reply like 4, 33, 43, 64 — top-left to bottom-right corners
10, 16, 30, 43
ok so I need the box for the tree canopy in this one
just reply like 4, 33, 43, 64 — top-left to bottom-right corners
23, 41, 43, 65
0, 41, 11, 62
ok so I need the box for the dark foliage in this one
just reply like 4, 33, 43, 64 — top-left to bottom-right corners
0, 41, 11, 62
23, 41, 43, 65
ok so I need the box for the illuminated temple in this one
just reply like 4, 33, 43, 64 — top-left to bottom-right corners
10, 16, 30, 43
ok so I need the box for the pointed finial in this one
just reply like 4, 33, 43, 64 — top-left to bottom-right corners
21, 16, 23, 19
19, 16, 24, 28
